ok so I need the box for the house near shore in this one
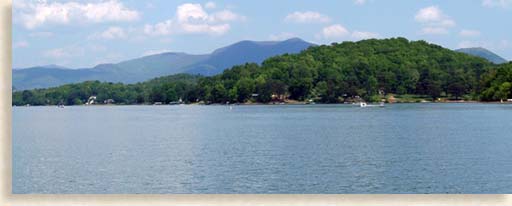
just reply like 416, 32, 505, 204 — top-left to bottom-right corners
86, 96, 97, 105
104, 99, 115, 104
271, 94, 286, 102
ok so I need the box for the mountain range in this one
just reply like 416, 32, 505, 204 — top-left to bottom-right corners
13, 38, 508, 90
455, 47, 508, 64
13, 38, 315, 90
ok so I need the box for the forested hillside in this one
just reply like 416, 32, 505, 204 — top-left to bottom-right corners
13, 74, 201, 105
480, 62, 512, 101
13, 38, 512, 106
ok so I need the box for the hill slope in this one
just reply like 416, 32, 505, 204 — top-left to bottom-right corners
455, 47, 507, 64
13, 38, 314, 90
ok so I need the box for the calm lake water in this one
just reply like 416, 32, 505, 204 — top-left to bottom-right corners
12, 103, 512, 194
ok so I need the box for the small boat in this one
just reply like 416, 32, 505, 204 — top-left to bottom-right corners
57, 104, 64, 108
359, 102, 384, 108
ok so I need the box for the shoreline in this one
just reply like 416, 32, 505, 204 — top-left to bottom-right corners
12, 100, 512, 107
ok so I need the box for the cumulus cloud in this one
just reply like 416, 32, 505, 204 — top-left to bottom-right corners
284, 11, 331, 24
144, 20, 174, 36
415, 6, 456, 35
318, 24, 380, 41
459, 29, 481, 37
482, 0, 512, 8
90, 26, 127, 39
14, 0, 140, 29
144, 3, 245, 36
320, 24, 350, 39
43, 46, 84, 59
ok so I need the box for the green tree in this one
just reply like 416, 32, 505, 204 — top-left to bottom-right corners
495, 82, 512, 101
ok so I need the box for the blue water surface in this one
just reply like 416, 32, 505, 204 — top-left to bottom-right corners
12, 103, 512, 193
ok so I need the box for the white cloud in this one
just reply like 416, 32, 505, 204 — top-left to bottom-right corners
354, 0, 367, 5
320, 24, 349, 39
459, 29, 481, 37
317, 24, 380, 42
284, 11, 331, 24
415, 6, 456, 35
175, 3, 209, 22
205, 1, 216, 9
269, 32, 297, 41
351, 31, 380, 40
145, 20, 174, 36
29, 31, 53, 38
143, 49, 172, 56
91, 26, 127, 39
13, 41, 29, 48
43, 46, 84, 59
14, 0, 140, 29
415, 6, 443, 22
144, 3, 244, 36
179, 23, 230, 36
482, 0, 512, 8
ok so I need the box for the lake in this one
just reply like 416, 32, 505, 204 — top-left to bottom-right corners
12, 103, 512, 193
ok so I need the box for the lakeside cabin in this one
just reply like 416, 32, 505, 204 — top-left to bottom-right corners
85, 96, 97, 105
104, 99, 115, 104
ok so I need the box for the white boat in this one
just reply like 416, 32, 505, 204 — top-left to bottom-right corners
360, 102, 384, 108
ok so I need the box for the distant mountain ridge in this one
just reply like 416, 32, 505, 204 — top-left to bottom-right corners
185, 38, 315, 75
13, 38, 315, 90
455, 47, 508, 64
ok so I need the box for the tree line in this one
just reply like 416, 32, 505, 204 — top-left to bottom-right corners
12, 38, 512, 106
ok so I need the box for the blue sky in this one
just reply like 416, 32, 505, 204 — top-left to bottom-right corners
12, 0, 512, 68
